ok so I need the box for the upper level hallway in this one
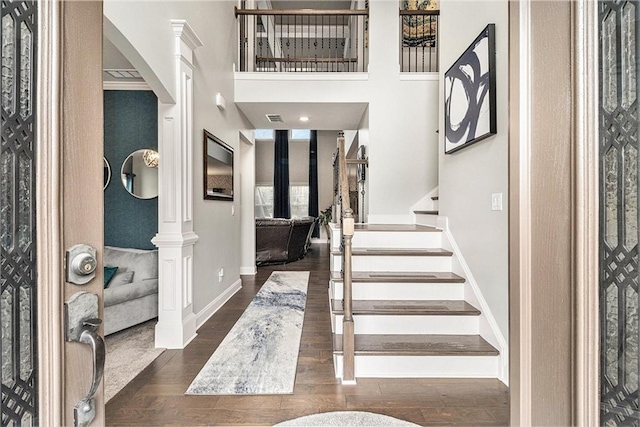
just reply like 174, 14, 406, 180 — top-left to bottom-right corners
105, 243, 509, 426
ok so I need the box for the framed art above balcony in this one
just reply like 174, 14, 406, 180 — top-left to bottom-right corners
444, 24, 496, 154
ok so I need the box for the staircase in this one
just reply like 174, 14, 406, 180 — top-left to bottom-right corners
328, 222, 501, 379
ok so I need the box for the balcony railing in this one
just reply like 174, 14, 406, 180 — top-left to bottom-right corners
235, 7, 369, 72
399, 9, 439, 72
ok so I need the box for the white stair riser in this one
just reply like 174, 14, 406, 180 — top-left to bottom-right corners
351, 232, 443, 249
332, 314, 479, 335
333, 355, 499, 378
330, 281, 465, 301
331, 254, 452, 272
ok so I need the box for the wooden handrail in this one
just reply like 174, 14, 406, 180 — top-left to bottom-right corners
235, 7, 369, 17
337, 132, 355, 383
346, 158, 368, 165
399, 9, 440, 16
256, 57, 358, 64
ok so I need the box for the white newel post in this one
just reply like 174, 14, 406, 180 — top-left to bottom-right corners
151, 20, 203, 349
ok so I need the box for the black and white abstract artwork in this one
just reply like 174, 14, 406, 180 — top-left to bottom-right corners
444, 24, 496, 154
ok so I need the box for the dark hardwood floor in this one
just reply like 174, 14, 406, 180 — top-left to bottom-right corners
106, 243, 509, 426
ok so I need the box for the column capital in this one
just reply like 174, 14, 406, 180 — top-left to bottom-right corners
170, 19, 203, 51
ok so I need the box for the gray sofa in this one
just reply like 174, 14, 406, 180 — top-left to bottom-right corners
104, 246, 158, 335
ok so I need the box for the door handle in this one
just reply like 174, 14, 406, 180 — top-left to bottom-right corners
64, 292, 105, 427
74, 318, 105, 427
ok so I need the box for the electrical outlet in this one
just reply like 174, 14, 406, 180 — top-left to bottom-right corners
491, 193, 503, 211
218, 268, 224, 283
231, 205, 235, 216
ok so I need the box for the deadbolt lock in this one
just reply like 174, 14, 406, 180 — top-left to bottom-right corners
66, 244, 98, 285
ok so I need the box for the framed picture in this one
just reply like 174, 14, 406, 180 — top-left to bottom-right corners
444, 24, 496, 154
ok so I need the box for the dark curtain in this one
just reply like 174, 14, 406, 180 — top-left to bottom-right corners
308, 130, 319, 237
273, 130, 290, 218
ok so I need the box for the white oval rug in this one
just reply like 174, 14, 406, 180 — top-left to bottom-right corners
275, 411, 419, 426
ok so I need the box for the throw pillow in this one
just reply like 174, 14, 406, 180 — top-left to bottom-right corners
104, 266, 118, 288
109, 271, 135, 288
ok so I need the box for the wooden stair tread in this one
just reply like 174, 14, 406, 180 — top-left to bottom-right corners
414, 210, 439, 215
353, 224, 441, 232
331, 271, 465, 283
331, 299, 480, 316
332, 248, 452, 257
431, 196, 439, 200
333, 334, 499, 356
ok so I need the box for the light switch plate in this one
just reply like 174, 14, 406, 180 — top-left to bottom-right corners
491, 193, 503, 211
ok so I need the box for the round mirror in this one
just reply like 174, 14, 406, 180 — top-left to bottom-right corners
120, 149, 159, 199
103, 157, 111, 190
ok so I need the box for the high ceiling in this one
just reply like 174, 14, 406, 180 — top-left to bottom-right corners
103, 2, 364, 130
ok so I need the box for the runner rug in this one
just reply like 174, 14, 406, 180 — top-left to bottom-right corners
186, 271, 309, 395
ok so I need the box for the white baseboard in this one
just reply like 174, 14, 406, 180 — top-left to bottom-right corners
240, 266, 257, 275
195, 279, 242, 330
310, 238, 328, 244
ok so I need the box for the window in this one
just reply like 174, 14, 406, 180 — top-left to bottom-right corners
255, 185, 274, 218
255, 185, 310, 218
255, 129, 274, 140
289, 186, 310, 218
290, 129, 311, 140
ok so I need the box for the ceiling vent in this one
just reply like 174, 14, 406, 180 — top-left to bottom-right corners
266, 114, 284, 123
104, 69, 142, 79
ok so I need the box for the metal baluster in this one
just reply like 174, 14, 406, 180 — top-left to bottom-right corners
420, 16, 424, 73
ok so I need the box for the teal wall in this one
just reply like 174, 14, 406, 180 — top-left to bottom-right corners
104, 90, 158, 250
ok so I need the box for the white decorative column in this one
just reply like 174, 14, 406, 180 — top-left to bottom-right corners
151, 20, 203, 349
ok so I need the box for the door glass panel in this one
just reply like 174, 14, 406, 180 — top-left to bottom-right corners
0, 1, 38, 425
599, 1, 640, 424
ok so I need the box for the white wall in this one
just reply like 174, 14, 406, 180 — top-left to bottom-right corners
105, 0, 254, 316
255, 140, 275, 185
317, 131, 338, 217
239, 131, 256, 275
439, 1, 509, 339
357, 107, 370, 222
235, 0, 440, 223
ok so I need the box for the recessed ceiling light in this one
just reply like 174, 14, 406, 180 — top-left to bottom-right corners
299, 116, 309, 122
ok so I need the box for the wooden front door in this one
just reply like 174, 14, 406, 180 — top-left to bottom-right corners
1, 1, 105, 425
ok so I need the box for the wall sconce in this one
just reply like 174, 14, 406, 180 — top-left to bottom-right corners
143, 149, 159, 168
216, 92, 226, 111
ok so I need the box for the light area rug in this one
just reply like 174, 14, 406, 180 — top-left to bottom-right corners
275, 411, 420, 426
186, 271, 310, 395
105, 320, 164, 402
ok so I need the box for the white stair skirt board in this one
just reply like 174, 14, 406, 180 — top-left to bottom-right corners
332, 314, 479, 335
330, 254, 452, 272
414, 213, 439, 227
333, 355, 500, 378
330, 280, 466, 301
436, 217, 509, 384
352, 232, 443, 249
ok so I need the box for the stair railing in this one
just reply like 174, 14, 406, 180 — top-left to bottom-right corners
235, 7, 369, 72
336, 132, 355, 383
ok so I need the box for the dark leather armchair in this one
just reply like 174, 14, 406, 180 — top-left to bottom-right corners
255, 217, 316, 265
